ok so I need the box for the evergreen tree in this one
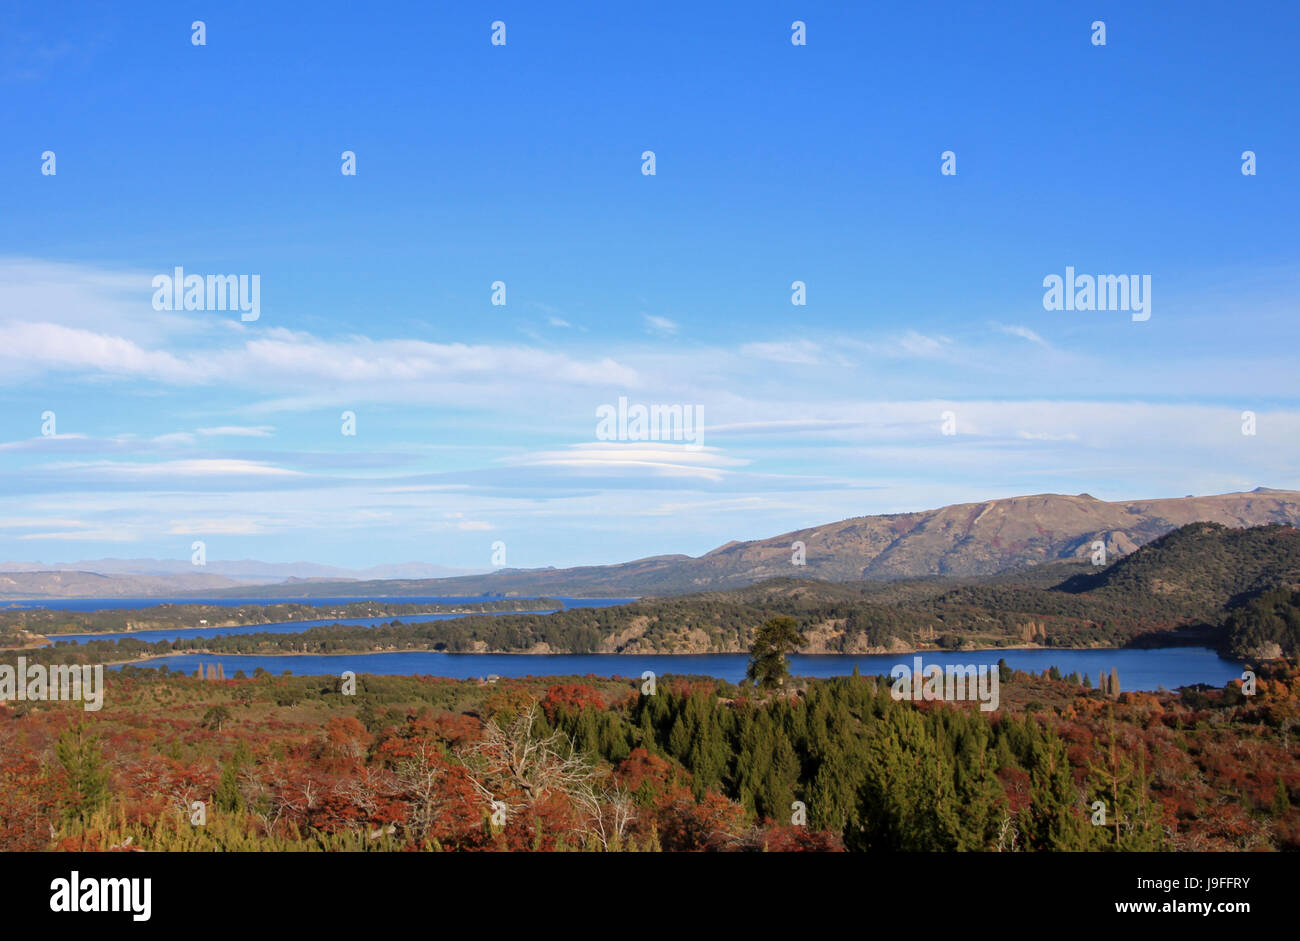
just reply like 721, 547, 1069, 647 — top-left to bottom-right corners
1271, 776, 1292, 817
951, 721, 1008, 850
1086, 710, 1161, 850
852, 708, 963, 851
55, 723, 109, 823
745, 616, 807, 691
201, 705, 232, 731
1019, 726, 1092, 851
215, 762, 245, 813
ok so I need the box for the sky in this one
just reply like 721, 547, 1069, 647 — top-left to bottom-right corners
0, 0, 1297, 571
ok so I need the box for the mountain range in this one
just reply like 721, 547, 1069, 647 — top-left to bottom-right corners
3, 487, 1296, 600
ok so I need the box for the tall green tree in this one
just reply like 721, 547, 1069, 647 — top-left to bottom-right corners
1085, 710, 1160, 849
1019, 725, 1094, 851
55, 723, 109, 823
745, 616, 807, 691
1270, 776, 1292, 817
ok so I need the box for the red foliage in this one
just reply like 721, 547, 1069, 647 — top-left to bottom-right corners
541, 683, 605, 721
762, 825, 845, 852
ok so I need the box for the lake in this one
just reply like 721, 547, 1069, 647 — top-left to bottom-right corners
113, 646, 1248, 692
31, 595, 635, 645
4, 594, 636, 612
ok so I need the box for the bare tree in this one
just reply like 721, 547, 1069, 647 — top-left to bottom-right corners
995, 812, 1020, 852
391, 743, 447, 842
459, 706, 602, 814
570, 780, 636, 851
458, 705, 643, 848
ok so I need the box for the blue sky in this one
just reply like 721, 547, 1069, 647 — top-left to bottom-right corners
1, 0, 1297, 570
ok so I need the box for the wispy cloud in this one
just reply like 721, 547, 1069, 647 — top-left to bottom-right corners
167, 518, 267, 535
197, 426, 275, 437
740, 340, 822, 365
993, 323, 1050, 347
643, 315, 678, 336
503, 442, 746, 482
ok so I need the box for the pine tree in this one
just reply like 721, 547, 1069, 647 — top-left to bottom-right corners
853, 708, 963, 851
745, 616, 807, 691
1271, 776, 1292, 817
1019, 727, 1092, 851
951, 721, 1008, 850
1086, 709, 1161, 850
55, 723, 109, 823
215, 762, 244, 813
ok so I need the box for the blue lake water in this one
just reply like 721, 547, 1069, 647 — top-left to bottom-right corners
4, 595, 636, 612
112, 646, 1248, 692
19, 595, 1248, 691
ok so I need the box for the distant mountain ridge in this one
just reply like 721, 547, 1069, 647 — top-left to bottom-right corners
5, 488, 1298, 600
0, 558, 484, 585
0, 570, 249, 600
195, 487, 1300, 599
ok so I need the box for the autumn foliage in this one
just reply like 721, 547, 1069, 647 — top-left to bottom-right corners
1, 660, 1297, 852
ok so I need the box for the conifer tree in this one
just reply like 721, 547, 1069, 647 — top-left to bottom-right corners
1270, 776, 1291, 817
215, 762, 244, 813
1019, 727, 1092, 851
55, 723, 109, 823
853, 709, 963, 851
745, 616, 807, 691
1086, 709, 1161, 850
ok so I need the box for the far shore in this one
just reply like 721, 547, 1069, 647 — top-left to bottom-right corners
93, 639, 1220, 668
27, 606, 565, 640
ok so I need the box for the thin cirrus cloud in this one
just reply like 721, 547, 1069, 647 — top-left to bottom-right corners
0, 258, 1291, 411
19, 529, 138, 542
501, 443, 747, 483
46, 459, 304, 479
739, 339, 823, 365
0, 322, 642, 392
992, 323, 1051, 347
166, 518, 266, 535
197, 426, 275, 437
643, 314, 679, 336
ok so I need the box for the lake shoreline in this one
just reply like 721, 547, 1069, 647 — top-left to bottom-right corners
27, 607, 567, 639
101, 645, 1249, 693
106, 639, 1204, 665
